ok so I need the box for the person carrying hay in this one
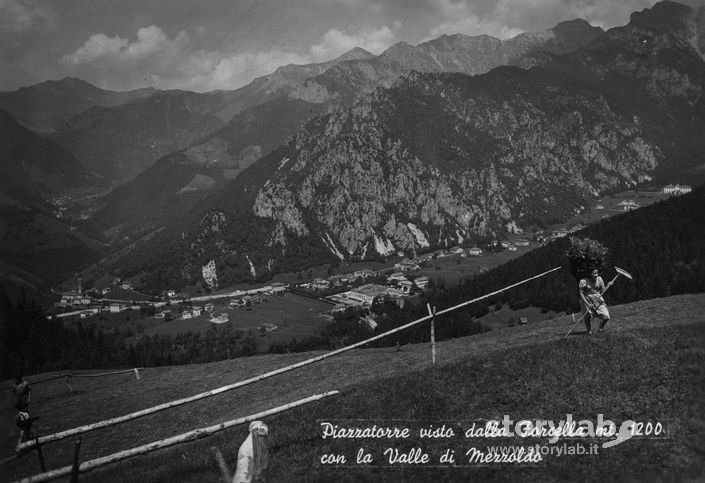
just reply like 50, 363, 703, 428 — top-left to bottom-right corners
12, 375, 33, 442
579, 268, 612, 334
565, 236, 612, 335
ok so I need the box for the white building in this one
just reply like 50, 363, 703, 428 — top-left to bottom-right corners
662, 184, 692, 195
311, 278, 330, 290
109, 303, 126, 313
387, 272, 408, 283
414, 276, 429, 289
622, 201, 639, 211
394, 259, 420, 271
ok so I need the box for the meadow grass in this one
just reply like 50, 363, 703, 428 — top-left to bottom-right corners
2, 293, 703, 483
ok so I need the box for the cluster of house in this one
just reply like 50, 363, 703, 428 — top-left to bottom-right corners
56, 292, 159, 318
328, 271, 431, 312
228, 294, 267, 310
160, 283, 289, 320
174, 306, 203, 319
532, 225, 586, 245
300, 269, 377, 291
58, 294, 92, 307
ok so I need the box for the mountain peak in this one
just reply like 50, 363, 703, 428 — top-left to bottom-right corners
631, 1, 693, 27
336, 47, 376, 62
15, 76, 101, 94
550, 18, 603, 36
628, 0, 704, 55
382, 41, 415, 54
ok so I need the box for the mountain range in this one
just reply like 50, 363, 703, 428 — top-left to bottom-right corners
88, 18, 604, 237
1, 1, 704, 294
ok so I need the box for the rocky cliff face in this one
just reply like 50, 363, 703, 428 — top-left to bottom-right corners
252, 69, 661, 259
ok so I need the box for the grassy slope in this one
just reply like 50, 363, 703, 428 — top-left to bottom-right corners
1, 293, 703, 482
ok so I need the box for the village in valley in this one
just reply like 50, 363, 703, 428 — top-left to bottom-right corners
47, 184, 690, 348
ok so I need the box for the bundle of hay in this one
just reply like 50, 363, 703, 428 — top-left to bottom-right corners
565, 236, 609, 280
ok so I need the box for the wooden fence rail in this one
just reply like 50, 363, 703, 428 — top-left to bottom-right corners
30, 368, 144, 385
13, 391, 339, 483
17, 266, 560, 453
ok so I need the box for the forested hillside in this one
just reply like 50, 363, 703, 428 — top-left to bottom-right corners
4, 186, 702, 376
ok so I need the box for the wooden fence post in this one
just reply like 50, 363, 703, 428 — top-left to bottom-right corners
70, 438, 82, 483
427, 304, 437, 365
34, 435, 46, 472
252, 423, 268, 483
233, 421, 269, 483
212, 448, 231, 483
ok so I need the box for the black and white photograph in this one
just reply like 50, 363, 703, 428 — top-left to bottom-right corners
1, 0, 704, 481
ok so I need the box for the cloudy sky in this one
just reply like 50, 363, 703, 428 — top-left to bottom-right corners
1, 0, 702, 92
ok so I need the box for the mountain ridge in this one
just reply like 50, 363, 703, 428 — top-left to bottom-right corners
0, 108, 94, 202
0, 78, 157, 134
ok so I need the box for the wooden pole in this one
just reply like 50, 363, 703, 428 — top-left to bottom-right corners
70, 438, 82, 483
34, 436, 46, 472
427, 304, 437, 365
70, 368, 145, 379
211, 447, 232, 483
18, 267, 561, 453
31, 368, 144, 385
13, 391, 339, 483
252, 424, 269, 483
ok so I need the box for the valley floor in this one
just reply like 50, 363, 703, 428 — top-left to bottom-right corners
1, 293, 704, 482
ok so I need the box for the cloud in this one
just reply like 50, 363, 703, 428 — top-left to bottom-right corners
61, 22, 402, 92
62, 25, 314, 91
423, 0, 656, 41
428, 15, 524, 40
63, 25, 189, 66
309, 24, 399, 61
62, 34, 128, 65
178, 50, 310, 92
0, 0, 53, 32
